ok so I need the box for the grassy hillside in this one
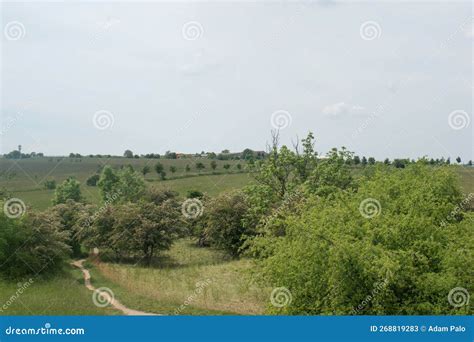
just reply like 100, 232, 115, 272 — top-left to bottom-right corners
0, 157, 250, 210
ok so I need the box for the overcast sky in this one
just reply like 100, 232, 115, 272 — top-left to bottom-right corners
1, 1, 472, 160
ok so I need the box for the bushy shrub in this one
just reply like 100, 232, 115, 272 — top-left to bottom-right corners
43, 179, 57, 190
202, 191, 253, 257
53, 177, 82, 205
0, 210, 70, 279
86, 174, 100, 186
251, 164, 472, 315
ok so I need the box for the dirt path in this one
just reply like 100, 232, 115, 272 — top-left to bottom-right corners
72, 259, 159, 316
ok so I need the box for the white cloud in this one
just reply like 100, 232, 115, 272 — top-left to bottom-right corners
322, 102, 368, 118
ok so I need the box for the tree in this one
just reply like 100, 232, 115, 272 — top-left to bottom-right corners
468, 160, 473, 166
97, 166, 120, 202
236, 163, 242, 170
53, 177, 82, 205
361, 156, 368, 166
142, 165, 151, 176
50, 200, 87, 257
203, 191, 251, 257
353, 156, 361, 165
196, 162, 205, 172
210, 161, 217, 171
368, 157, 376, 165
154, 162, 164, 174
170, 166, 177, 174
185, 164, 191, 172
223, 164, 231, 170
384, 158, 390, 165
43, 179, 57, 190
86, 174, 100, 186
456, 157, 462, 164
0, 210, 70, 278
124, 150, 134, 158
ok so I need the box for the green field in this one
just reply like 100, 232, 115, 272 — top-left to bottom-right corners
0, 157, 251, 210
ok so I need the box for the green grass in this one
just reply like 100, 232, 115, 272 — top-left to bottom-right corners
0, 267, 117, 315
90, 239, 267, 315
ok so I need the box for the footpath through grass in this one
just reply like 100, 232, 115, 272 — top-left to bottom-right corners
89, 239, 267, 315
0, 267, 117, 315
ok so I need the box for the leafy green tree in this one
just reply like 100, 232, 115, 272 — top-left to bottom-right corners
210, 161, 217, 170
50, 200, 88, 257
185, 164, 191, 172
53, 177, 82, 205
142, 165, 151, 176
223, 164, 231, 170
368, 157, 376, 165
86, 174, 100, 186
97, 166, 120, 202
361, 156, 368, 166
384, 158, 390, 165
353, 156, 361, 165
196, 162, 205, 172
170, 166, 177, 174
236, 164, 242, 170
0, 210, 70, 278
124, 150, 134, 158
203, 191, 251, 257
43, 179, 57, 190
456, 156, 461, 164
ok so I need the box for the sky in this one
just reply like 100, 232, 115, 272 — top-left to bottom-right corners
1, 0, 472, 160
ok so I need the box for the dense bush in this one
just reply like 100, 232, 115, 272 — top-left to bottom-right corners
0, 210, 70, 278
201, 191, 252, 257
97, 165, 145, 203
53, 177, 82, 205
250, 164, 472, 315
43, 179, 57, 190
86, 174, 100, 186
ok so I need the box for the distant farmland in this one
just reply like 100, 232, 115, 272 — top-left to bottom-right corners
0, 157, 250, 210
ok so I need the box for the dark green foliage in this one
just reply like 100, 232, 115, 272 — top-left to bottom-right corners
0, 210, 70, 278
86, 174, 100, 186
202, 191, 252, 257
43, 179, 57, 190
